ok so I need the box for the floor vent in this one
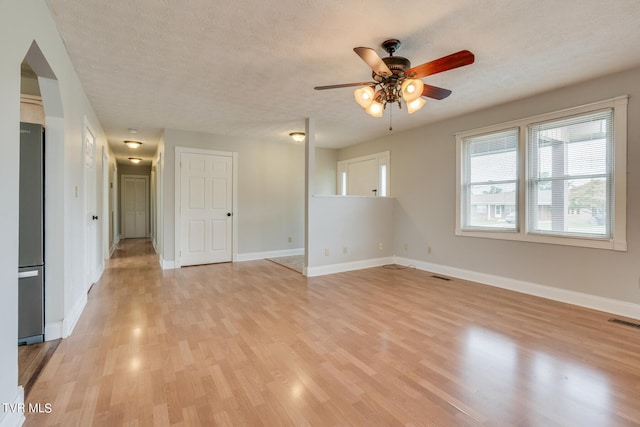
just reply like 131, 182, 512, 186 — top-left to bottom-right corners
431, 275, 452, 282
608, 318, 640, 329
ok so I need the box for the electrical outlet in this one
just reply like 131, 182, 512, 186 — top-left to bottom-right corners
343, 246, 348, 254
427, 246, 432, 254
403, 243, 408, 251
288, 236, 292, 243
379, 243, 384, 250
324, 248, 330, 256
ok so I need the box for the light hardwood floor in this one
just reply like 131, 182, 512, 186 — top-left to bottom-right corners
24, 239, 640, 426
18, 339, 61, 398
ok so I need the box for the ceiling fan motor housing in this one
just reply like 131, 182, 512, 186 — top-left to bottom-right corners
373, 56, 412, 82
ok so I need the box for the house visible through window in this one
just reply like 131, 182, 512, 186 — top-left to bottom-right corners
455, 96, 628, 251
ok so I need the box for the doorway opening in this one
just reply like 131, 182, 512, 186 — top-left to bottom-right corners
18, 40, 64, 393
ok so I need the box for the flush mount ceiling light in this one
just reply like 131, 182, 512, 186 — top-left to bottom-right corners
289, 132, 305, 143
124, 140, 142, 149
128, 157, 142, 164
315, 39, 474, 129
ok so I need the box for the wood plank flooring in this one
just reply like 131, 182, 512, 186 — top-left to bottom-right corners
24, 239, 640, 426
18, 339, 61, 398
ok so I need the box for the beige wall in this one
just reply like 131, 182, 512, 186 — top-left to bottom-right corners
314, 147, 338, 195
338, 66, 640, 304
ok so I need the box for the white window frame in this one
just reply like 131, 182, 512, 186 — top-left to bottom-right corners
455, 96, 628, 251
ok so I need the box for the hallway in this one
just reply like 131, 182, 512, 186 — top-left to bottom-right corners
23, 239, 640, 426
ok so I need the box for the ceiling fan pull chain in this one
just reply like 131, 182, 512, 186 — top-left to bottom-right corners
389, 104, 393, 131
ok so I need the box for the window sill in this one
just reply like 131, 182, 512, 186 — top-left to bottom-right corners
455, 228, 627, 251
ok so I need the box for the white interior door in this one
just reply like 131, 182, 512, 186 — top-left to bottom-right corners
123, 176, 148, 238
180, 152, 232, 266
348, 158, 379, 196
83, 121, 99, 288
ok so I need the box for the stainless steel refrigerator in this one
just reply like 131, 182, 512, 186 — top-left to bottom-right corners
18, 122, 45, 345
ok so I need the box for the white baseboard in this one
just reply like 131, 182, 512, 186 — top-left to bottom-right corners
235, 248, 304, 262
161, 248, 304, 268
62, 293, 87, 338
306, 256, 395, 277
395, 256, 640, 320
94, 264, 104, 285
160, 257, 177, 270
44, 322, 62, 341
0, 387, 25, 427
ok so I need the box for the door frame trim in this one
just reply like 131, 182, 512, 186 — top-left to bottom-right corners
174, 147, 238, 268
121, 174, 149, 239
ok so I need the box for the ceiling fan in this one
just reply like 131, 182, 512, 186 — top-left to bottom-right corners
314, 39, 474, 124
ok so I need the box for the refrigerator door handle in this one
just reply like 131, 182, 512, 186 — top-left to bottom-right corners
18, 270, 39, 279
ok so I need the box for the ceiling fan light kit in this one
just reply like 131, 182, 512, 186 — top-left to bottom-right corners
401, 79, 424, 103
407, 97, 427, 114
354, 86, 375, 108
365, 100, 384, 117
315, 39, 474, 125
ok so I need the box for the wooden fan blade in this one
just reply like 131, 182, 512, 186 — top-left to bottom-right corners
422, 84, 452, 100
407, 50, 475, 78
314, 82, 374, 90
354, 47, 393, 77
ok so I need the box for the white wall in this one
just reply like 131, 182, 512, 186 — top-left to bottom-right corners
0, 2, 107, 423
157, 129, 305, 265
338, 66, 640, 308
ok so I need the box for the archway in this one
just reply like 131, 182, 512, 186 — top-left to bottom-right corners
21, 41, 65, 341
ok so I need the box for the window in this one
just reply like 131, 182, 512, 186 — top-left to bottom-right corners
461, 128, 518, 230
528, 110, 611, 238
455, 96, 627, 251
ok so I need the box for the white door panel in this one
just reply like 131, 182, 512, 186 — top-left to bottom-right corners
180, 152, 233, 266
122, 176, 148, 238
348, 158, 379, 196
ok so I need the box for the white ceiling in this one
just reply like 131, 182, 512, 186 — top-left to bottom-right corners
45, 0, 640, 165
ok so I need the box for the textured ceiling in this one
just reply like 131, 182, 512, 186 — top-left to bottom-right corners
45, 0, 640, 165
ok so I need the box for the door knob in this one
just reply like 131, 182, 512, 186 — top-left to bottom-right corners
92, 215, 99, 220
227, 212, 232, 217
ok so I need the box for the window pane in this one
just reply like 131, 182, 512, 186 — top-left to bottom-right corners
466, 129, 518, 183
530, 178, 608, 236
462, 128, 518, 230
528, 109, 612, 238
467, 182, 517, 229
